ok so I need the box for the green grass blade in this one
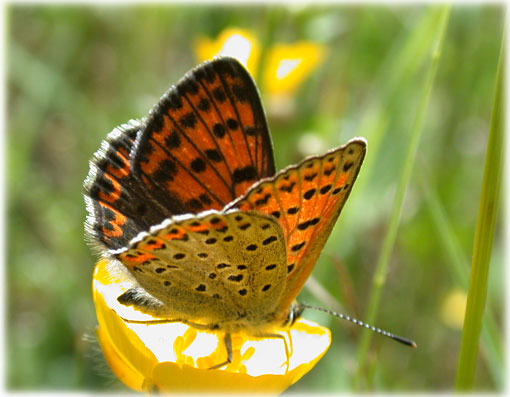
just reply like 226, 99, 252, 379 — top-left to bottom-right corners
420, 165, 503, 387
454, 26, 504, 391
332, 7, 448, 232
354, 6, 451, 387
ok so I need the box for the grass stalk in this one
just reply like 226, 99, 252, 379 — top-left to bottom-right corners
419, 165, 503, 387
454, 25, 504, 391
354, 6, 451, 387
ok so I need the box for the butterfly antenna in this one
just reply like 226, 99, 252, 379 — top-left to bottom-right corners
298, 303, 417, 348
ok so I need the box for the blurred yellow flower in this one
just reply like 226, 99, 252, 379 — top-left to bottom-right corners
195, 28, 326, 97
93, 259, 331, 393
263, 42, 325, 95
440, 288, 467, 329
195, 28, 261, 77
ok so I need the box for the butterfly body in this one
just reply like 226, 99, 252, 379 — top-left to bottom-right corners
85, 57, 366, 339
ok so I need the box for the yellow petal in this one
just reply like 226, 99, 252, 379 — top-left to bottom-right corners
92, 259, 331, 393
263, 42, 326, 95
195, 28, 260, 76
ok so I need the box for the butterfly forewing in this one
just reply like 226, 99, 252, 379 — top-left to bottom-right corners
228, 139, 367, 310
133, 57, 276, 215
114, 210, 288, 328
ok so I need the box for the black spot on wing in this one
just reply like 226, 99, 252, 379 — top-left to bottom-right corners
232, 166, 257, 184
291, 242, 306, 252
320, 184, 332, 194
205, 149, 222, 162
228, 274, 243, 282
304, 188, 316, 200
304, 173, 317, 181
198, 97, 210, 111
165, 130, 181, 149
254, 193, 271, 206
153, 159, 178, 183
190, 158, 206, 173
297, 217, 320, 230
227, 118, 239, 130
180, 112, 197, 129
271, 211, 281, 219
287, 207, 299, 215
263, 236, 278, 245
217, 263, 230, 269
213, 123, 226, 138
213, 87, 226, 102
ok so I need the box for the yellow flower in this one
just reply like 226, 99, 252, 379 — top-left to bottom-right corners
263, 42, 325, 95
440, 288, 467, 329
195, 28, 261, 77
93, 259, 331, 393
195, 28, 326, 96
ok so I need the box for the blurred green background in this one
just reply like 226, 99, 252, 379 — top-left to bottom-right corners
7, 4, 504, 393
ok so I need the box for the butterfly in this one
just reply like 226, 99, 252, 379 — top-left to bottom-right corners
84, 56, 366, 364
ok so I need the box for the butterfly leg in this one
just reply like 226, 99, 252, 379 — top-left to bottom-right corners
208, 333, 232, 370
118, 317, 185, 325
257, 331, 292, 373
117, 314, 218, 331
117, 314, 233, 370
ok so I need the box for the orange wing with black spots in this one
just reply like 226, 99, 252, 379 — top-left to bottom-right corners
227, 138, 367, 311
84, 57, 275, 252
133, 57, 276, 215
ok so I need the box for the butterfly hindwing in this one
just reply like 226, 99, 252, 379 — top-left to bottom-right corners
84, 122, 174, 251
114, 210, 288, 329
228, 138, 367, 310
132, 57, 276, 215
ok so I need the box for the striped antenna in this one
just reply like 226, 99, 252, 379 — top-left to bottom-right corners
299, 303, 417, 348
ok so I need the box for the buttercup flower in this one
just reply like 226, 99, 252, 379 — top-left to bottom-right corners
93, 259, 331, 393
195, 28, 326, 97
263, 42, 325, 96
195, 28, 261, 78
